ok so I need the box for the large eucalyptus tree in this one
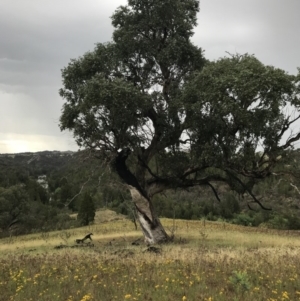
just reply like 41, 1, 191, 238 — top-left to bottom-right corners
59, 0, 300, 244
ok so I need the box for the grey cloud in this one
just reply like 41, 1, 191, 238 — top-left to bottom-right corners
195, 0, 300, 74
0, 0, 299, 153
0, 96, 61, 136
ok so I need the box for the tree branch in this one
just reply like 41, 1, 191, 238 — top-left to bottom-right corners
206, 182, 221, 202
225, 169, 271, 210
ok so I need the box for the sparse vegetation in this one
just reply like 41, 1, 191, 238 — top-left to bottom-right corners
1, 216, 300, 300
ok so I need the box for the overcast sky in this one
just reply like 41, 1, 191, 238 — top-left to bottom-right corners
0, 0, 299, 153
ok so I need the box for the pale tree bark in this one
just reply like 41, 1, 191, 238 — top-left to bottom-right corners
113, 149, 169, 244
128, 186, 170, 244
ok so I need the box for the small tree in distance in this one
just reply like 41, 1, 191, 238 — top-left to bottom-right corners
59, 0, 300, 244
77, 193, 96, 226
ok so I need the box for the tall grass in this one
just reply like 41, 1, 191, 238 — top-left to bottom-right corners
1, 218, 300, 301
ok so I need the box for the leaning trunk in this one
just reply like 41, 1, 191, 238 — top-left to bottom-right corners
113, 149, 169, 244
129, 186, 169, 244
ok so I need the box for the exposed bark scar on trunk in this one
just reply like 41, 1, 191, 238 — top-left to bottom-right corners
129, 186, 153, 223
128, 185, 169, 244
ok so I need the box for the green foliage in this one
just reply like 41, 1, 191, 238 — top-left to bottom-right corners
232, 213, 254, 227
285, 214, 300, 229
2, 150, 300, 232
26, 179, 49, 204
219, 193, 240, 219
77, 193, 96, 226
59, 0, 300, 226
0, 185, 76, 237
0, 186, 30, 230
267, 214, 289, 230
229, 271, 252, 293
183, 54, 299, 170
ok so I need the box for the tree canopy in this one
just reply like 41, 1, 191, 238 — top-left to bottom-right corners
59, 0, 300, 243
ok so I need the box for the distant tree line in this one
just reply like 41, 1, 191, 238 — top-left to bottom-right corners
1, 150, 300, 237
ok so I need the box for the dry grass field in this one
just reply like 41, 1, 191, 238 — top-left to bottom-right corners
1, 210, 300, 301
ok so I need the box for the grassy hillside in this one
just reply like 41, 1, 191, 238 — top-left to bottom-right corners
1, 216, 300, 301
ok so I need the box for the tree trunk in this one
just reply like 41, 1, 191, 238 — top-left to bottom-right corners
128, 186, 170, 244
113, 149, 169, 244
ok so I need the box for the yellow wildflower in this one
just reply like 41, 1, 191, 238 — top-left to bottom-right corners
80, 294, 92, 301
282, 291, 289, 299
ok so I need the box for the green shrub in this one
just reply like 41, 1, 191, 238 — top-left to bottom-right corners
229, 271, 251, 293
232, 213, 253, 226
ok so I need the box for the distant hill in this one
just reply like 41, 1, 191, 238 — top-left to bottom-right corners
0, 150, 74, 172
0, 151, 76, 190
1, 149, 300, 233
